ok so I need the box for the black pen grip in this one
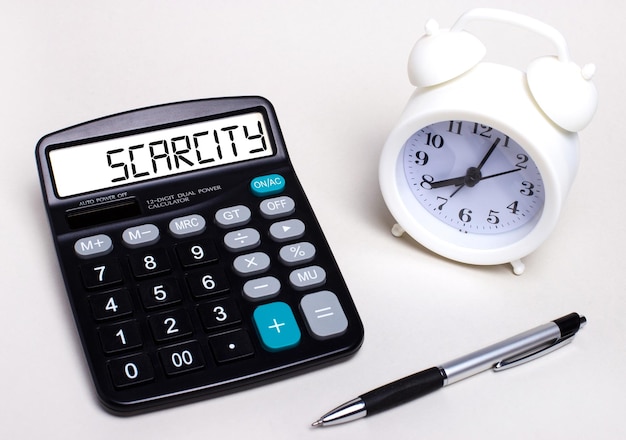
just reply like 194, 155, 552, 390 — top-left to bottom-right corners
360, 367, 445, 415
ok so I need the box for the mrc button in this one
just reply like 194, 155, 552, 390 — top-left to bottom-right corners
250, 174, 285, 196
169, 214, 206, 238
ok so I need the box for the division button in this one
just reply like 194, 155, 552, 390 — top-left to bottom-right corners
168, 214, 206, 238
243, 276, 281, 301
253, 302, 301, 352
122, 224, 160, 248
224, 228, 261, 252
74, 234, 113, 258
300, 291, 348, 340
269, 219, 305, 242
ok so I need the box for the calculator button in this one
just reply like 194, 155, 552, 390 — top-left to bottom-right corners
233, 252, 271, 276
108, 353, 154, 388
186, 268, 230, 298
176, 240, 219, 267
223, 228, 261, 252
250, 173, 285, 197
300, 291, 348, 340
74, 234, 113, 259
269, 219, 305, 242
138, 278, 182, 309
99, 320, 143, 354
81, 259, 123, 289
243, 276, 281, 301
90, 289, 133, 320
148, 309, 194, 342
197, 298, 242, 330
289, 266, 326, 291
259, 196, 295, 219
128, 248, 171, 278
278, 242, 316, 266
122, 224, 160, 248
159, 341, 205, 376
214, 205, 251, 228
208, 329, 255, 363
253, 302, 301, 352
168, 214, 206, 238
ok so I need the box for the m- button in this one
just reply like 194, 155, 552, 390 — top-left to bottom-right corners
122, 224, 160, 248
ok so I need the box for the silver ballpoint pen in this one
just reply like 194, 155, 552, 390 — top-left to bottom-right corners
312, 312, 586, 427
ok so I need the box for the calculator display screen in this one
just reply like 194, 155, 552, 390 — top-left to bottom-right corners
48, 111, 274, 197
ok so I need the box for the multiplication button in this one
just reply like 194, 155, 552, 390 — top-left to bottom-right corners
300, 291, 348, 340
233, 252, 271, 276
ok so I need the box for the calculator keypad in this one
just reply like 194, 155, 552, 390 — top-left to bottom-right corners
64, 172, 362, 411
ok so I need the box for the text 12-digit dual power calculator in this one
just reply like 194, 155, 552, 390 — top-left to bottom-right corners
36, 96, 364, 414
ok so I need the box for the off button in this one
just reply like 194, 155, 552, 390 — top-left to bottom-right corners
250, 174, 285, 197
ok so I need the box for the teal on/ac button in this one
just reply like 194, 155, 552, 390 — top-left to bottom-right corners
250, 174, 285, 197
253, 302, 301, 352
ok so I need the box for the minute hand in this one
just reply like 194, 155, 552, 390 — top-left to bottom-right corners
477, 137, 501, 170
480, 168, 521, 181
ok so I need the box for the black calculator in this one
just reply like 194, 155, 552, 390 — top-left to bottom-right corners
36, 96, 364, 414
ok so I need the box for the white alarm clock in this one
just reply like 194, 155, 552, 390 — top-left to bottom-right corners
379, 8, 597, 274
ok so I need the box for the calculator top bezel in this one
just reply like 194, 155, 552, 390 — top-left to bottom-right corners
36, 96, 289, 210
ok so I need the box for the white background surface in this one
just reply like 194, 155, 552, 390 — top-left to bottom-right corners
2, 1, 624, 438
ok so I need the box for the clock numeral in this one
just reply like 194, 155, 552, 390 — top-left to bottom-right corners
515, 154, 529, 169
472, 123, 493, 138
425, 133, 444, 149
436, 197, 448, 211
420, 174, 434, 190
459, 208, 472, 223
487, 210, 500, 224
520, 181, 535, 196
414, 151, 429, 166
448, 121, 463, 135
507, 201, 520, 214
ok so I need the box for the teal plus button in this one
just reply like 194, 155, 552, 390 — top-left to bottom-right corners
250, 174, 285, 197
253, 302, 301, 352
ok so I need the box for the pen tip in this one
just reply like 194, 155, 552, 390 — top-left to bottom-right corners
311, 419, 323, 428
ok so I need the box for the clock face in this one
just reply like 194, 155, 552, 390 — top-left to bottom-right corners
402, 120, 545, 235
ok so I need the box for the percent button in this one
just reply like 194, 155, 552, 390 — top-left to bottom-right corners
278, 242, 316, 266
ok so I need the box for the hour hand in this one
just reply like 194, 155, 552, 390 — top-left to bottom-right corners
430, 175, 466, 189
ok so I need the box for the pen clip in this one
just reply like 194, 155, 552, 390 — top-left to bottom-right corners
492, 334, 576, 372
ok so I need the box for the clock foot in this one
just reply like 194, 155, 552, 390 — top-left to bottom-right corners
391, 223, 405, 237
510, 259, 525, 275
